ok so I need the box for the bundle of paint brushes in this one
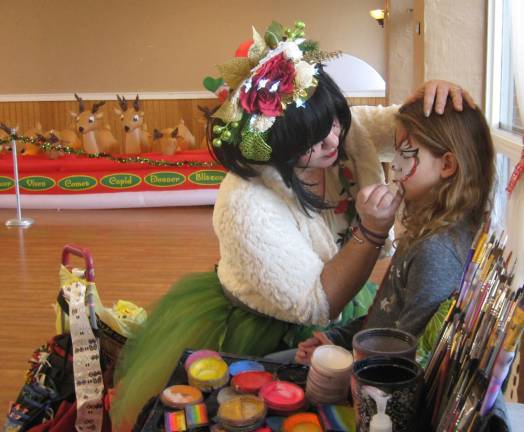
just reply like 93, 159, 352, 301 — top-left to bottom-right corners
424, 223, 524, 431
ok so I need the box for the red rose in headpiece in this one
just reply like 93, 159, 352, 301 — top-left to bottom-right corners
239, 53, 296, 117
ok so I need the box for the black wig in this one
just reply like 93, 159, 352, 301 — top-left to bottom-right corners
208, 67, 351, 215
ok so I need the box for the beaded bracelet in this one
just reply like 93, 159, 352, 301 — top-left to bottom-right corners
350, 226, 384, 249
357, 221, 389, 241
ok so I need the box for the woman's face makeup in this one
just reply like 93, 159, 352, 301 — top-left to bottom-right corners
297, 119, 341, 168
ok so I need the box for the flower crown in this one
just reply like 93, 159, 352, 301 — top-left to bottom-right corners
209, 20, 339, 162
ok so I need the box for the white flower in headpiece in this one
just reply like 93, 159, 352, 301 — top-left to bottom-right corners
281, 41, 303, 61
250, 115, 275, 132
295, 61, 316, 89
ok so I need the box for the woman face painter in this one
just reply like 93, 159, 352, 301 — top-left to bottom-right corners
111, 20, 474, 428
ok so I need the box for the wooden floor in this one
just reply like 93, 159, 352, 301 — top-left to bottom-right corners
1, 206, 522, 415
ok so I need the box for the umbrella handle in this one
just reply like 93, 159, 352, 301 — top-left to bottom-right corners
62, 244, 95, 282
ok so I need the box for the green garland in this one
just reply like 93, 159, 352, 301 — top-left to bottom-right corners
0, 134, 222, 169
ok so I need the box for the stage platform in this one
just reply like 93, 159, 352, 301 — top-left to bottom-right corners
0, 150, 226, 209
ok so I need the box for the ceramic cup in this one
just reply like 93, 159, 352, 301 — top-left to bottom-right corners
352, 328, 417, 362
350, 356, 423, 432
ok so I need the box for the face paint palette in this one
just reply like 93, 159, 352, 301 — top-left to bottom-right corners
160, 384, 203, 409
231, 371, 275, 394
259, 381, 306, 414
229, 360, 265, 376
217, 395, 266, 430
282, 413, 323, 432
188, 357, 229, 392
184, 349, 222, 370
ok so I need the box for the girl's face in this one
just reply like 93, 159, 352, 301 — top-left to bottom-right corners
297, 119, 341, 168
392, 127, 444, 202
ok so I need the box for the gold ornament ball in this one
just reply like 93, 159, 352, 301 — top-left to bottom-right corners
212, 138, 223, 147
230, 122, 239, 129
295, 21, 305, 30
213, 125, 224, 134
220, 130, 232, 141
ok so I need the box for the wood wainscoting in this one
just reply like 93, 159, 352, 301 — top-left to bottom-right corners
0, 97, 386, 152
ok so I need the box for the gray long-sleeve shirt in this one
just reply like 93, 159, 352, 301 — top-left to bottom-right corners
327, 222, 474, 348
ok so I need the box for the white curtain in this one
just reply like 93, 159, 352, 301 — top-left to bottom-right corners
511, 0, 524, 126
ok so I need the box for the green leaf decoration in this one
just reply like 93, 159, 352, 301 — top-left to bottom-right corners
249, 27, 268, 65
298, 39, 319, 53
265, 21, 284, 49
240, 130, 272, 161
203, 76, 224, 93
212, 100, 243, 123
217, 57, 252, 90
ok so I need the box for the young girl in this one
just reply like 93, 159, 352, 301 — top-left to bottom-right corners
296, 97, 495, 363
111, 20, 473, 428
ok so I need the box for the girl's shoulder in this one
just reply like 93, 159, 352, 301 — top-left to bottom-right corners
409, 221, 475, 263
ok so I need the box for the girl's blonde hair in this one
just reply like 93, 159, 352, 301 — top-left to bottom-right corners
395, 99, 495, 254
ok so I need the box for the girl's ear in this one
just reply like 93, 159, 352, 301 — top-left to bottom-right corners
440, 152, 458, 178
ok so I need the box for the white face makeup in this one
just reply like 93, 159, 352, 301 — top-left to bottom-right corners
297, 119, 341, 169
391, 136, 420, 183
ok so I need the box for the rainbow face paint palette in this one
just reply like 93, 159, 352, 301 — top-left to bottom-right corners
164, 410, 186, 431
317, 404, 356, 431
184, 402, 209, 428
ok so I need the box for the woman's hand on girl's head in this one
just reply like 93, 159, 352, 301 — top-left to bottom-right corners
295, 331, 332, 365
356, 184, 403, 235
404, 80, 476, 117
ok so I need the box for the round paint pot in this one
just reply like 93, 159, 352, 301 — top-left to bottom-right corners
188, 357, 229, 392
259, 381, 306, 413
217, 386, 240, 405
306, 345, 353, 405
160, 384, 203, 409
184, 349, 222, 370
352, 327, 417, 362
231, 371, 275, 394
310, 345, 353, 376
217, 395, 266, 428
282, 413, 322, 432
229, 360, 265, 376
276, 364, 309, 387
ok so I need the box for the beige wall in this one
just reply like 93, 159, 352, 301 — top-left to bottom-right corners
422, 0, 487, 104
386, 0, 414, 104
1, 0, 385, 95
387, 0, 486, 105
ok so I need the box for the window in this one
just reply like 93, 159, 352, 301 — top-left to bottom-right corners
499, 0, 523, 134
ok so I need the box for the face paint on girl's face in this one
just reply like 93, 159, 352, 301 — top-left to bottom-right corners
391, 134, 420, 183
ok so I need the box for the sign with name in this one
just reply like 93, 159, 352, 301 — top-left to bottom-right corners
19, 176, 56, 191
0, 176, 14, 191
188, 170, 226, 186
100, 173, 141, 189
144, 172, 186, 188
58, 175, 98, 191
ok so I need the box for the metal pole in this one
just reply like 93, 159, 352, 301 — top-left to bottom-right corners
5, 130, 34, 228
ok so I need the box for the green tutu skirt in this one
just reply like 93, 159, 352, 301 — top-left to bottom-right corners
110, 271, 376, 428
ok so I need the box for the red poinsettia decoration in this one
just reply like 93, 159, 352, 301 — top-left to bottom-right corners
239, 53, 296, 117
334, 199, 350, 214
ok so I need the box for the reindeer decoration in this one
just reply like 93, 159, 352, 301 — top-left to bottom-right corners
20, 123, 81, 158
197, 105, 220, 149
70, 93, 117, 155
152, 128, 179, 155
114, 94, 151, 154
0, 125, 13, 154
